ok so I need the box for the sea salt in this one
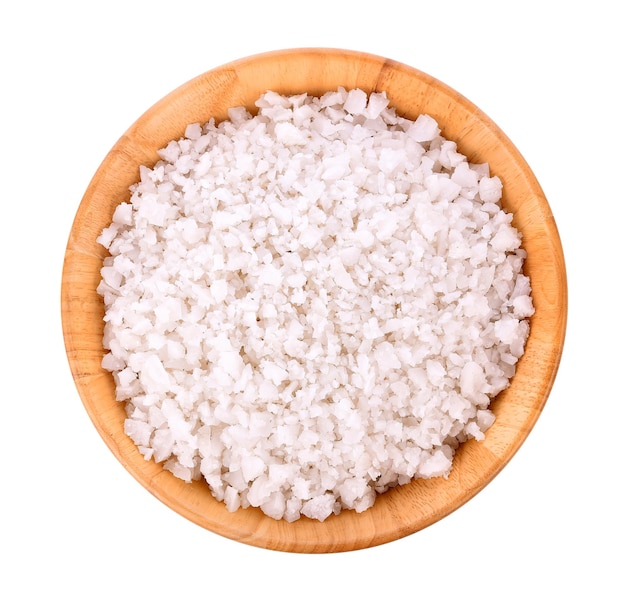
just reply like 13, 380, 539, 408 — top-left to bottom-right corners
96, 88, 534, 522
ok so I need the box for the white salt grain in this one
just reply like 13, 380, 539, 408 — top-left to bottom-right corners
97, 88, 534, 522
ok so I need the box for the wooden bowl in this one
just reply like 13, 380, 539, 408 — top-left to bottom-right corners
61, 48, 567, 553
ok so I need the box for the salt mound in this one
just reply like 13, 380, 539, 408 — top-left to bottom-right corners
97, 88, 534, 522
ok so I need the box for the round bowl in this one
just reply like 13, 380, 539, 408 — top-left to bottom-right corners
61, 48, 567, 553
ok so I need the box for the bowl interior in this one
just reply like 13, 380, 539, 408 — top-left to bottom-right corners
61, 48, 567, 553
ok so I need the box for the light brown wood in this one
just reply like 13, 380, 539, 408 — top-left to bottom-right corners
61, 48, 567, 553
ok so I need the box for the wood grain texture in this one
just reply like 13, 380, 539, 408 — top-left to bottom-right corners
61, 48, 567, 553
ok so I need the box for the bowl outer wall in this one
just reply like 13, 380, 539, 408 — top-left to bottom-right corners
61, 48, 567, 553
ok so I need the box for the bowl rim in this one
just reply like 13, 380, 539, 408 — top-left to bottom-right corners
61, 47, 567, 553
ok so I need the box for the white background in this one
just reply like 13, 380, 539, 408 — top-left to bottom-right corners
3, 1, 623, 601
